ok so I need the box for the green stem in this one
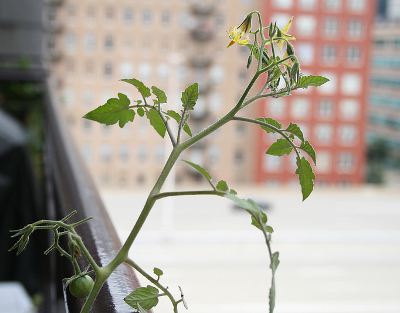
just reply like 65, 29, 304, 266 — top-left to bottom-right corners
80, 270, 108, 313
154, 190, 224, 201
125, 258, 180, 313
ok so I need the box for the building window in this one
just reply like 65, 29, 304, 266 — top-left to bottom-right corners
121, 62, 133, 77
347, 0, 366, 12
321, 45, 337, 64
65, 32, 76, 53
299, 0, 316, 10
139, 63, 151, 80
157, 64, 169, 78
86, 5, 96, 19
155, 145, 165, 162
80, 145, 92, 162
100, 144, 112, 162
296, 43, 314, 65
341, 73, 361, 95
346, 46, 362, 64
104, 62, 113, 79
324, 17, 339, 37
318, 99, 334, 118
82, 119, 92, 132
138, 145, 147, 161
104, 35, 114, 50
268, 98, 286, 118
208, 145, 220, 164
210, 93, 222, 112
62, 89, 75, 107
340, 99, 359, 119
82, 90, 94, 107
234, 149, 245, 164
143, 9, 152, 24
317, 151, 332, 173
339, 125, 357, 145
296, 15, 316, 37
324, 0, 341, 11
264, 155, 282, 172
105, 6, 114, 19
338, 152, 355, 172
119, 144, 130, 162
348, 20, 363, 39
84, 33, 96, 52
315, 124, 333, 144
273, 0, 293, 8
291, 98, 310, 119
123, 7, 134, 23
85, 61, 95, 76
161, 10, 170, 25
211, 65, 224, 83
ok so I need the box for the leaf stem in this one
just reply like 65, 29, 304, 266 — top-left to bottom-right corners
153, 190, 224, 201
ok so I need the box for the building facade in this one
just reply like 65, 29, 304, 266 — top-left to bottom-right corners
368, 16, 400, 166
48, 0, 259, 189
256, 0, 375, 185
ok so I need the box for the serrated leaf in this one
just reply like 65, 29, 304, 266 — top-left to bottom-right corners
121, 78, 151, 98
250, 211, 268, 231
124, 285, 159, 311
216, 180, 229, 192
166, 110, 192, 137
83, 93, 134, 128
300, 141, 316, 165
271, 252, 280, 273
146, 108, 166, 138
137, 107, 145, 117
257, 117, 282, 133
181, 83, 199, 110
153, 267, 163, 277
183, 160, 212, 182
266, 139, 293, 156
297, 75, 329, 88
296, 157, 315, 201
151, 86, 167, 104
286, 123, 304, 142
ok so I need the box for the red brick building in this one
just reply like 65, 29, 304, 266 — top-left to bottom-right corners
256, 0, 375, 185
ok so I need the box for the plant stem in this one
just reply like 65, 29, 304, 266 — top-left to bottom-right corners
153, 190, 224, 201
125, 258, 180, 313
80, 270, 108, 313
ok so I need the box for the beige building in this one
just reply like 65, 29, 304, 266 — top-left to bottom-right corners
48, 0, 260, 189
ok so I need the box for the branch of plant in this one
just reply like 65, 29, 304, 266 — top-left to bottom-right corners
176, 107, 187, 144
124, 258, 181, 313
153, 190, 224, 201
232, 116, 301, 159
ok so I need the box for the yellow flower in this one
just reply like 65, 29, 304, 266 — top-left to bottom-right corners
276, 16, 296, 49
227, 14, 252, 48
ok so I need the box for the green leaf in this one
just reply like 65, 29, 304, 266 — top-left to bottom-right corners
137, 303, 147, 313
153, 267, 163, 277
151, 86, 167, 104
286, 123, 304, 142
166, 110, 192, 137
296, 157, 315, 201
146, 108, 166, 138
182, 160, 212, 182
124, 285, 159, 311
269, 282, 276, 313
257, 117, 282, 133
300, 141, 316, 165
216, 180, 229, 192
271, 252, 280, 273
121, 78, 151, 98
137, 107, 145, 117
297, 75, 329, 88
250, 211, 268, 231
83, 93, 134, 128
266, 139, 293, 156
181, 83, 199, 110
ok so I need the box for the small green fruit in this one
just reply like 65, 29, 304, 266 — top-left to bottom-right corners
69, 275, 94, 298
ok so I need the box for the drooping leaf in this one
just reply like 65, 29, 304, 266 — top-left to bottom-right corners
124, 285, 160, 311
297, 75, 329, 88
151, 86, 167, 104
295, 157, 315, 201
83, 93, 134, 128
182, 160, 212, 182
153, 267, 163, 277
300, 141, 316, 165
270, 252, 280, 273
286, 123, 304, 142
121, 78, 151, 98
266, 139, 293, 156
146, 108, 166, 138
166, 110, 192, 137
257, 117, 282, 133
181, 83, 199, 110
216, 180, 229, 192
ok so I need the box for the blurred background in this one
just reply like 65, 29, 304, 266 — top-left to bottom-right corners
1, 0, 400, 312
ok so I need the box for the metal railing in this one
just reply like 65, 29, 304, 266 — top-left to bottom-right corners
45, 82, 140, 312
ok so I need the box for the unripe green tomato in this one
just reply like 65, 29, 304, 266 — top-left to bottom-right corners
69, 275, 94, 298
